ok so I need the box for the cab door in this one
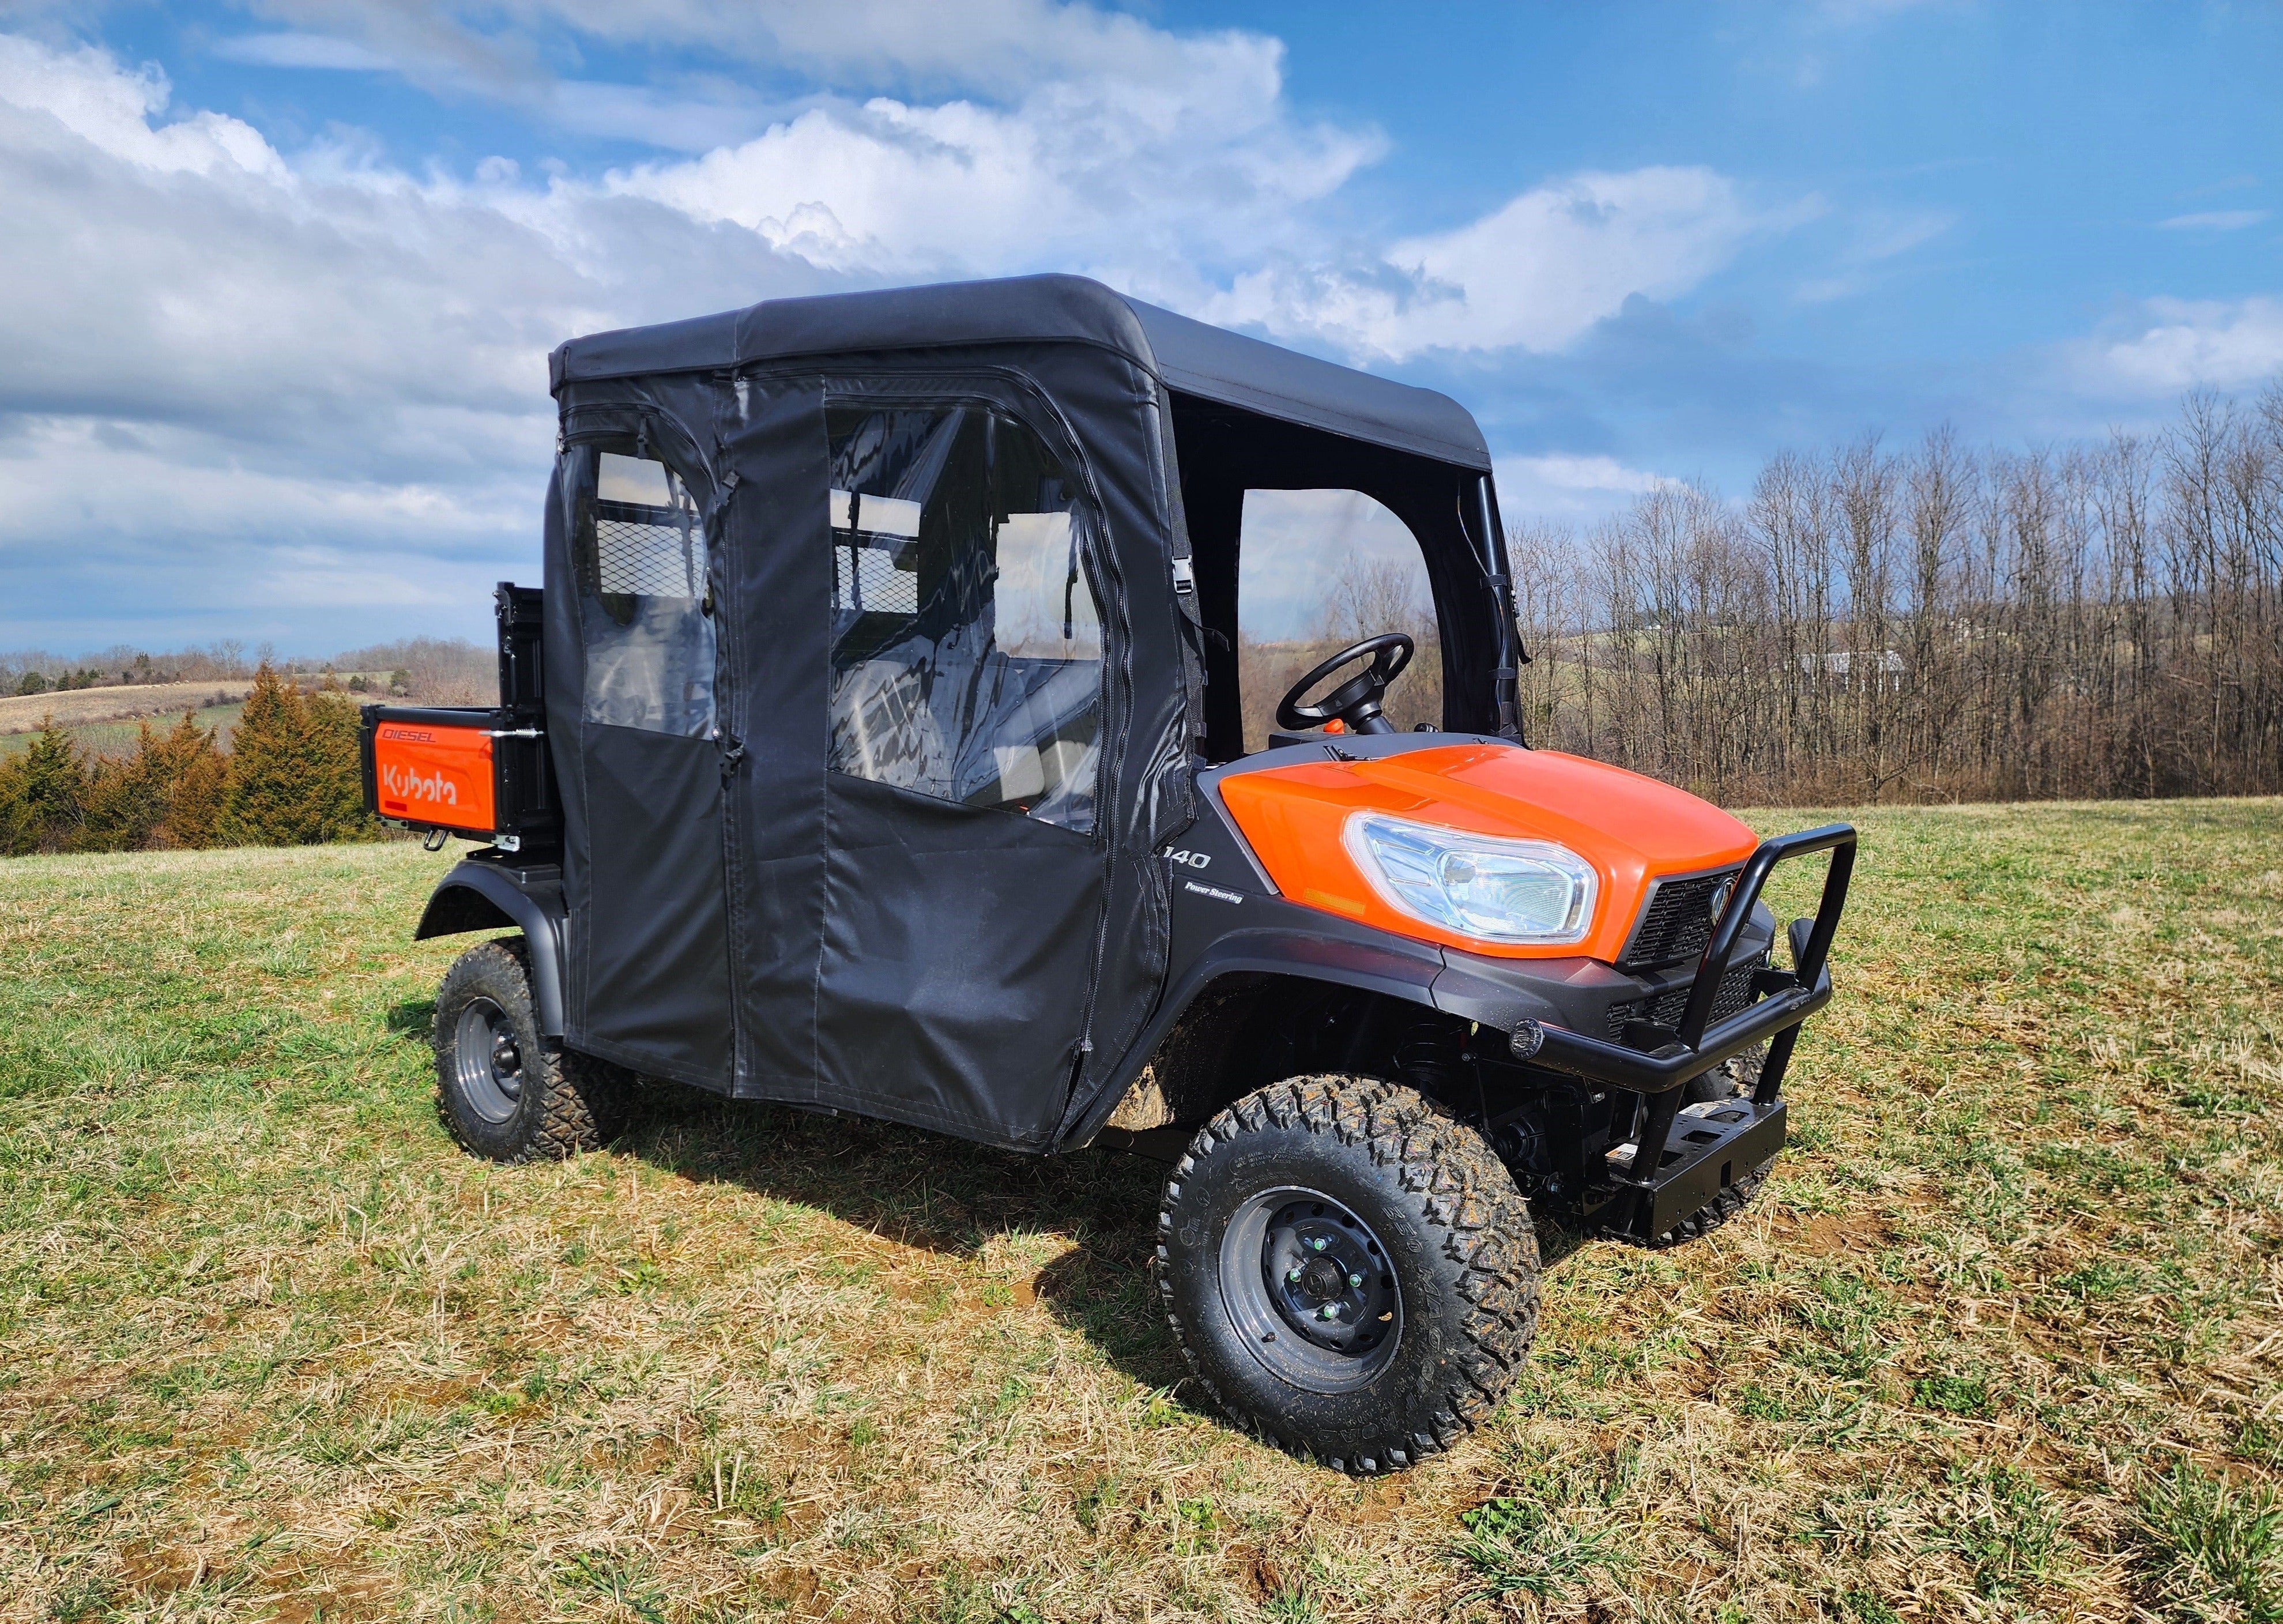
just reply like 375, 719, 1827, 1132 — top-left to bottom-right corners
549, 423, 736, 1088
718, 379, 1117, 1150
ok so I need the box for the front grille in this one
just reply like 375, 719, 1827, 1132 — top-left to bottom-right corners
1606, 959, 1762, 1043
1619, 867, 1740, 970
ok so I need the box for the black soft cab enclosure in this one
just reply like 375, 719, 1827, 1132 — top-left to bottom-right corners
370, 274, 1852, 1475
528, 274, 1517, 1148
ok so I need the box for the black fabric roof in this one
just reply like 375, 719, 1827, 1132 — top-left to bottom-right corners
550, 273, 1490, 472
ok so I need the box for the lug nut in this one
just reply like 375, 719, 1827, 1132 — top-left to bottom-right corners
1348, 1273, 1363, 1288
1310, 1237, 1328, 1250
1317, 1304, 1336, 1320
1286, 1268, 1302, 1283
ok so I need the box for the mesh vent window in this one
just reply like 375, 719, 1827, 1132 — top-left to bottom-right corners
593, 505, 707, 598
568, 446, 716, 738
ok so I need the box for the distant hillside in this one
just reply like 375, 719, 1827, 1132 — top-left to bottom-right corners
0, 681, 250, 738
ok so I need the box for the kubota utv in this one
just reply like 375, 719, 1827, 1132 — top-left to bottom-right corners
361, 275, 1853, 1473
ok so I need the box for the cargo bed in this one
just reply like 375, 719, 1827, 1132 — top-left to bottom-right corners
357, 585, 557, 851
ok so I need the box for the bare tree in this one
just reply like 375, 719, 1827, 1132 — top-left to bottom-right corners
1500, 378, 2283, 804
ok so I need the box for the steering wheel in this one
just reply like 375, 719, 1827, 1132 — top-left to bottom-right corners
1276, 632, 1414, 736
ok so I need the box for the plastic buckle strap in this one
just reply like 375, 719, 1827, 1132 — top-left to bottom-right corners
1170, 556, 1196, 594
706, 468, 741, 525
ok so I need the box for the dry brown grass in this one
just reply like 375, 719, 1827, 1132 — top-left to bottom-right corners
2, 800, 2280, 1621
0, 683, 251, 737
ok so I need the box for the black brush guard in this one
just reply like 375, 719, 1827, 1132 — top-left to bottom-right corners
1509, 823, 1857, 1242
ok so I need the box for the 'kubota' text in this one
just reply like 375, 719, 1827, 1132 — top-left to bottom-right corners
380, 763, 459, 805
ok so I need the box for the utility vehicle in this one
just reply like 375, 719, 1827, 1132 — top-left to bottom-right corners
361, 275, 1853, 1473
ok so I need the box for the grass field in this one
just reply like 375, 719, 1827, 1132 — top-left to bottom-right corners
2, 801, 2279, 1622
0, 704, 246, 763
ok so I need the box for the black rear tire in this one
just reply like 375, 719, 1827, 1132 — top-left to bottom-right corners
433, 939, 629, 1162
1156, 1076, 1540, 1473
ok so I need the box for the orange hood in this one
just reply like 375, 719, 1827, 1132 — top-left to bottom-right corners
1215, 744, 1756, 961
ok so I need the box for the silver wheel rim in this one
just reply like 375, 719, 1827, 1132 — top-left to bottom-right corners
1218, 1186, 1403, 1394
453, 997, 524, 1125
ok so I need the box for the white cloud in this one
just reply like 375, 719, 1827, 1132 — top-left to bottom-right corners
211, 32, 395, 71
601, 33, 1380, 280
1506, 454, 1672, 496
0, 16, 1784, 651
2157, 209, 2271, 232
541, 77, 776, 153
2074, 296, 2283, 394
0, 33, 838, 647
0, 33, 285, 178
1493, 454, 1677, 522
1204, 168, 1784, 360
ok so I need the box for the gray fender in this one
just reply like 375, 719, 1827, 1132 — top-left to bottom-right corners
1061, 918, 1446, 1148
415, 860, 568, 1036
1060, 898, 1773, 1151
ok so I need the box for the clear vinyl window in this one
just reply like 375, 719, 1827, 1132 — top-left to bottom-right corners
1237, 488, 1440, 749
826, 403, 1103, 833
568, 446, 717, 737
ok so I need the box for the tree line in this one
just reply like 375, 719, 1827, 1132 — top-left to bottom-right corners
1508, 383, 2283, 804
0, 634, 493, 703
7, 380, 2277, 855
0, 666, 373, 857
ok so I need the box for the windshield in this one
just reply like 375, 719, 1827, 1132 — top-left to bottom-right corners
1236, 488, 1442, 748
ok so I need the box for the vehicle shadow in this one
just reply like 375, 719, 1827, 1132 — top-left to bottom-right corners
619, 1090, 1191, 1394
382, 1008, 1596, 1403
614, 1085, 1603, 1403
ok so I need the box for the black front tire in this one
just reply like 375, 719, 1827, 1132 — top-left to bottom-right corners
1156, 1076, 1540, 1473
433, 939, 629, 1162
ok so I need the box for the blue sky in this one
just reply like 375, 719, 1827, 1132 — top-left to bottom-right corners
2, 1, 2278, 654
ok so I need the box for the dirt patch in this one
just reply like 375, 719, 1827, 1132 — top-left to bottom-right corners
260, 1563, 396, 1623
1782, 1207, 1898, 1254
119, 1544, 205, 1595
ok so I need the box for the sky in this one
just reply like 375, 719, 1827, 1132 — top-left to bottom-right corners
1, 0, 2278, 655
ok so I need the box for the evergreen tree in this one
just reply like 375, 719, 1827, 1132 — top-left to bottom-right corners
0, 754, 28, 857
160, 712, 228, 849
220, 664, 315, 845
0, 721, 88, 854
78, 724, 168, 852
218, 667, 378, 846
78, 713, 228, 851
303, 685, 378, 843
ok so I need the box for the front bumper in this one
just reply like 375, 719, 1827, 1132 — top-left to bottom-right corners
1510, 822, 1856, 1098
1490, 823, 1855, 1244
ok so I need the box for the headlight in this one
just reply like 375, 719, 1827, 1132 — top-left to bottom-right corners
1342, 813, 1598, 945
